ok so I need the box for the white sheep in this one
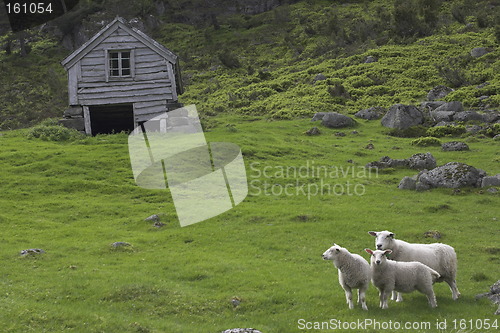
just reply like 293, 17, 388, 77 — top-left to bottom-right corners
365, 249, 440, 309
322, 244, 370, 310
369, 230, 460, 302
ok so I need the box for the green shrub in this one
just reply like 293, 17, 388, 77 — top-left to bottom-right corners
27, 125, 83, 141
387, 125, 428, 138
486, 123, 500, 137
426, 125, 466, 137
411, 136, 442, 147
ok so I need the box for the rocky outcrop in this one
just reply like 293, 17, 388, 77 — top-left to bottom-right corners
366, 153, 436, 170
441, 141, 469, 151
320, 112, 355, 128
399, 162, 487, 191
355, 107, 385, 120
381, 104, 424, 130
426, 85, 454, 101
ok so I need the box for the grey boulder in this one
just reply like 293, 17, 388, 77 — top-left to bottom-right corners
418, 162, 484, 189
426, 85, 454, 101
441, 141, 469, 151
355, 107, 384, 120
381, 104, 424, 130
321, 112, 355, 128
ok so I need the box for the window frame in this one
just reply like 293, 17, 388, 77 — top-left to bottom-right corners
105, 49, 135, 82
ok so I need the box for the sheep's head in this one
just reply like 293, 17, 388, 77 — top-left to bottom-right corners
365, 248, 392, 266
322, 243, 344, 261
368, 230, 395, 250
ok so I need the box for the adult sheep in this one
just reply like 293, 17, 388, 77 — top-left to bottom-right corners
322, 244, 370, 310
368, 230, 460, 301
365, 249, 440, 309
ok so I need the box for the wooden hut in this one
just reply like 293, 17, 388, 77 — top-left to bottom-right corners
60, 17, 183, 135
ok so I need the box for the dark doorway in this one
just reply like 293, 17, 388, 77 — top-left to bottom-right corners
89, 104, 134, 135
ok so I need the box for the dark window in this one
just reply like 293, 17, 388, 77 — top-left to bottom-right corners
109, 51, 131, 78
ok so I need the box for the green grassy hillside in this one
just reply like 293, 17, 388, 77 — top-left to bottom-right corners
1, 117, 499, 332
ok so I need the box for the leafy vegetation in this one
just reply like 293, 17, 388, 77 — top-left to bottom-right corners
411, 136, 442, 147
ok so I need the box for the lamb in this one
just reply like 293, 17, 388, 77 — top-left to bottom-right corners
369, 230, 460, 301
322, 244, 370, 310
365, 249, 440, 309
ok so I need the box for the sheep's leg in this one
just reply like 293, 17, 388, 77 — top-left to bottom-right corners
343, 286, 354, 309
446, 279, 461, 300
391, 291, 403, 302
426, 289, 438, 308
358, 287, 368, 311
380, 290, 389, 309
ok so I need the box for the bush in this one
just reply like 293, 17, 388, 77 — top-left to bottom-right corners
387, 125, 428, 138
411, 136, 442, 147
426, 125, 466, 137
486, 123, 500, 137
27, 125, 83, 141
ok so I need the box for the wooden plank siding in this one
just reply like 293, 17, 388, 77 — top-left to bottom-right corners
74, 26, 174, 108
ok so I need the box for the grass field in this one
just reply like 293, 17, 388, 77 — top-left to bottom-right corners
0, 116, 499, 332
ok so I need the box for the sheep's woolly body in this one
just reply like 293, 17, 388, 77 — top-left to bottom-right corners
323, 244, 370, 311
370, 230, 460, 301
332, 251, 371, 290
367, 249, 440, 309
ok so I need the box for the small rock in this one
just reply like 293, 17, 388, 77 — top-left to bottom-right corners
365, 143, 374, 150
487, 187, 499, 193
427, 85, 454, 101
481, 175, 500, 188
311, 112, 327, 122
321, 112, 355, 128
407, 152, 437, 170
495, 134, 500, 141
476, 82, 490, 89
398, 176, 417, 190
465, 125, 483, 133
470, 47, 489, 58
145, 214, 160, 222
483, 111, 500, 123
334, 132, 346, 137
454, 111, 484, 123
433, 101, 463, 113
355, 107, 384, 120
364, 55, 378, 63
351, 130, 359, 135
434, 121, 457, 127
421, 101, 446, 110
111, 242, 131, 248
231, 297, 241, 307
442, 141, 469, 151
20, 249, 45, 256
475, 280, 500, 315
424, 230, 442, 239
305, 127, 321, 136
153, 221, 165, 228
313, 73, 327, 83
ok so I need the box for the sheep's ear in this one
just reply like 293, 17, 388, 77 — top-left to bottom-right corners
389, 233, 395, 238
365, 248, 373, 255
368, 231, 377, 237
384, 250, 393, 256
336, 248, 340, 252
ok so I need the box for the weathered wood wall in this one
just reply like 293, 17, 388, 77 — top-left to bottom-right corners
69, 26, 177, 122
